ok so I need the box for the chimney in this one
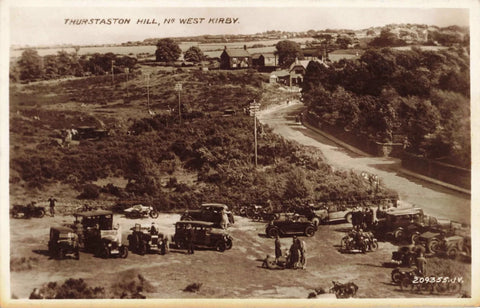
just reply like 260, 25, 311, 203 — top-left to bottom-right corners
243, 44, 247, 50
224, 45, 227, 50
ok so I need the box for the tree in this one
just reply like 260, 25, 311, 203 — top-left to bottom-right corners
155, 38, 181, 62
275, 40, 303, 68
336, 35, 353, 49
17, 48, 43, 81
184, 46, 204, 63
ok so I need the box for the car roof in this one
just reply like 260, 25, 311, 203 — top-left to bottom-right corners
387, 208, 423, 216
51, 226, 74, 232
201, 203, 228, 209
175, 220, 215, 226
74, 210, 113, 217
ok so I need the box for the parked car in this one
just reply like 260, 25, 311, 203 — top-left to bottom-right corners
72, 126, 108, 140
181, 203, 234, 226
373, 208, 424, 241
11, 203, 46, 219
74, 210, 128, 258
127, 223, 166, 255
172, 221, 233, 252
265, 215, 317, 238
48, 226, 80, 260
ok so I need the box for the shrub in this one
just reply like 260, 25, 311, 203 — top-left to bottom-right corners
77, 184, 101, 199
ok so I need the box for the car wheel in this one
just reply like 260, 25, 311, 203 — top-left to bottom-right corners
102, 246, 110, 259
139, 242, 147, 255
345, 213, 352, 224
312, 217, 320, 227
391, 269, 402, 284
340, 237, 349, 251
304, 226, 315, 237
446, 246, 459, 260
225, 238, 233, 250
37, 209, 45, 218
216, 241, 226, 252
393, 229, 404, 241
411, 232, 420, 244
400, 277, 412, 291
120, 246, 128, 258
370, 240, 378, 251
57, 248, 64, 260
149, 210, 159, 219
447, 281, 461, 294
427, 239, 440, 254
266, 227, 279, 238
181, 216, 193, 221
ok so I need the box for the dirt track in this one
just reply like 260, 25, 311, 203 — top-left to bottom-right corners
9, 212, 470, 299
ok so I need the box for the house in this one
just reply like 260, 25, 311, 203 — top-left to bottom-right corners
252, 53, 278, 71
269, 70, 290, 84
220, 46, 252, 69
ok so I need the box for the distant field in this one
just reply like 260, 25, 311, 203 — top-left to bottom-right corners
10, 38, 312, 59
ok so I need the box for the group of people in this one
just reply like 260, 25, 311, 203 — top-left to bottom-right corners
351, 206, 375, 230
274, 235, 306, 270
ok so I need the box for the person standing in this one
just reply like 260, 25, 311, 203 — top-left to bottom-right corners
416, 252, 427, 276
185, 224, 195, 254
274, 235, 282, 263
296, 238, 307, 269
48, 196, 57, 217
289, 236, 300, 269
220, 208, 229, 229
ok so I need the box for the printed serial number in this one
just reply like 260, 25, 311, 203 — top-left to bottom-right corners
413, 276, 463, 284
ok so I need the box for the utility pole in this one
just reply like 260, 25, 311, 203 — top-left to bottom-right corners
146, 74, 150, 110
111, 59, 114, 85
175, 83, 182, 125
249, 100, 260, 167
125, 68, 129, 98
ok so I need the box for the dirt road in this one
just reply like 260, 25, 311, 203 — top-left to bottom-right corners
257, 102, 471, 225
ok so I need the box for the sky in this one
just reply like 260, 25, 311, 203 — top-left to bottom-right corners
9, 5, 470, 47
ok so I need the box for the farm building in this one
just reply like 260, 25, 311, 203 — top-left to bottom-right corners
220, 46, 252, 69
252, 53, 278, 71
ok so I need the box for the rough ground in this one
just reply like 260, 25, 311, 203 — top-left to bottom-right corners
9, 213, 470, 299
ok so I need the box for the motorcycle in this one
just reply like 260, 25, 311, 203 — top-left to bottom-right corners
329, 281, 358, 298
391, 267, 417, 284
340, 230, 377, 253
11, 204, 46, 219
124, 204, 159, 219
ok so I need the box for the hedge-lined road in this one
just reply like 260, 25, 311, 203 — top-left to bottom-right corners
257, 101, 470, 225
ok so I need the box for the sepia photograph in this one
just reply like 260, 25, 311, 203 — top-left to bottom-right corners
1, 0, 478, 306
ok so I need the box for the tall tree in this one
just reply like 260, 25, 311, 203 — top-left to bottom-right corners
155, 38, 181, 62
17, 48, 43, 81
275, 40, 303, 68
184, 46, 204, 63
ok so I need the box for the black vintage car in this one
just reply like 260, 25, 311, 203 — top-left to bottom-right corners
74, 210, 128, 258
127, 223, 166, 255
48, 226, 80, 260
11, 203, 45, 219
265, 214, 317, 238
181, 203, 235, 227
173, 221, 233, 252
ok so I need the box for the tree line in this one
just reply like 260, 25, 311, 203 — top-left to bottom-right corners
10, 49, 138, 82
302, 46, 470, 168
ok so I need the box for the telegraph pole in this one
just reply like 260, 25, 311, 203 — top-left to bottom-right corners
175, 83, 182, 125
146, 74, 150, 110
249, 100, 260, 167
111, 60, 114, 84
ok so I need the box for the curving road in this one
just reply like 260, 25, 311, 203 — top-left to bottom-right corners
257, 102, 471, 225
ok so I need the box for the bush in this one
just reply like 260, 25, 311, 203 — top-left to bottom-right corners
77, 184, 101, 199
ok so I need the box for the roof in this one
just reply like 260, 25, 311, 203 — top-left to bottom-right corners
175, 221, 215, 226
50, 226, 74, 232
74, 210, 113, 217
270, 70, 290, 78
223, 48, 251, 58
201, 203, 229, 209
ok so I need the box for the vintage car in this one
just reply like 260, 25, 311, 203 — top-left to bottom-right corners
72, 126, 109, 140
74, 210, 128, 258
11, 203, 46, 219
180, 203, 235, 226
48, 226, 80, 260
373, 207, 425, 241
127, 223, 166, 255
265, 215, 317, 238
173, 221, 233, 252
414, 220, 466, 252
